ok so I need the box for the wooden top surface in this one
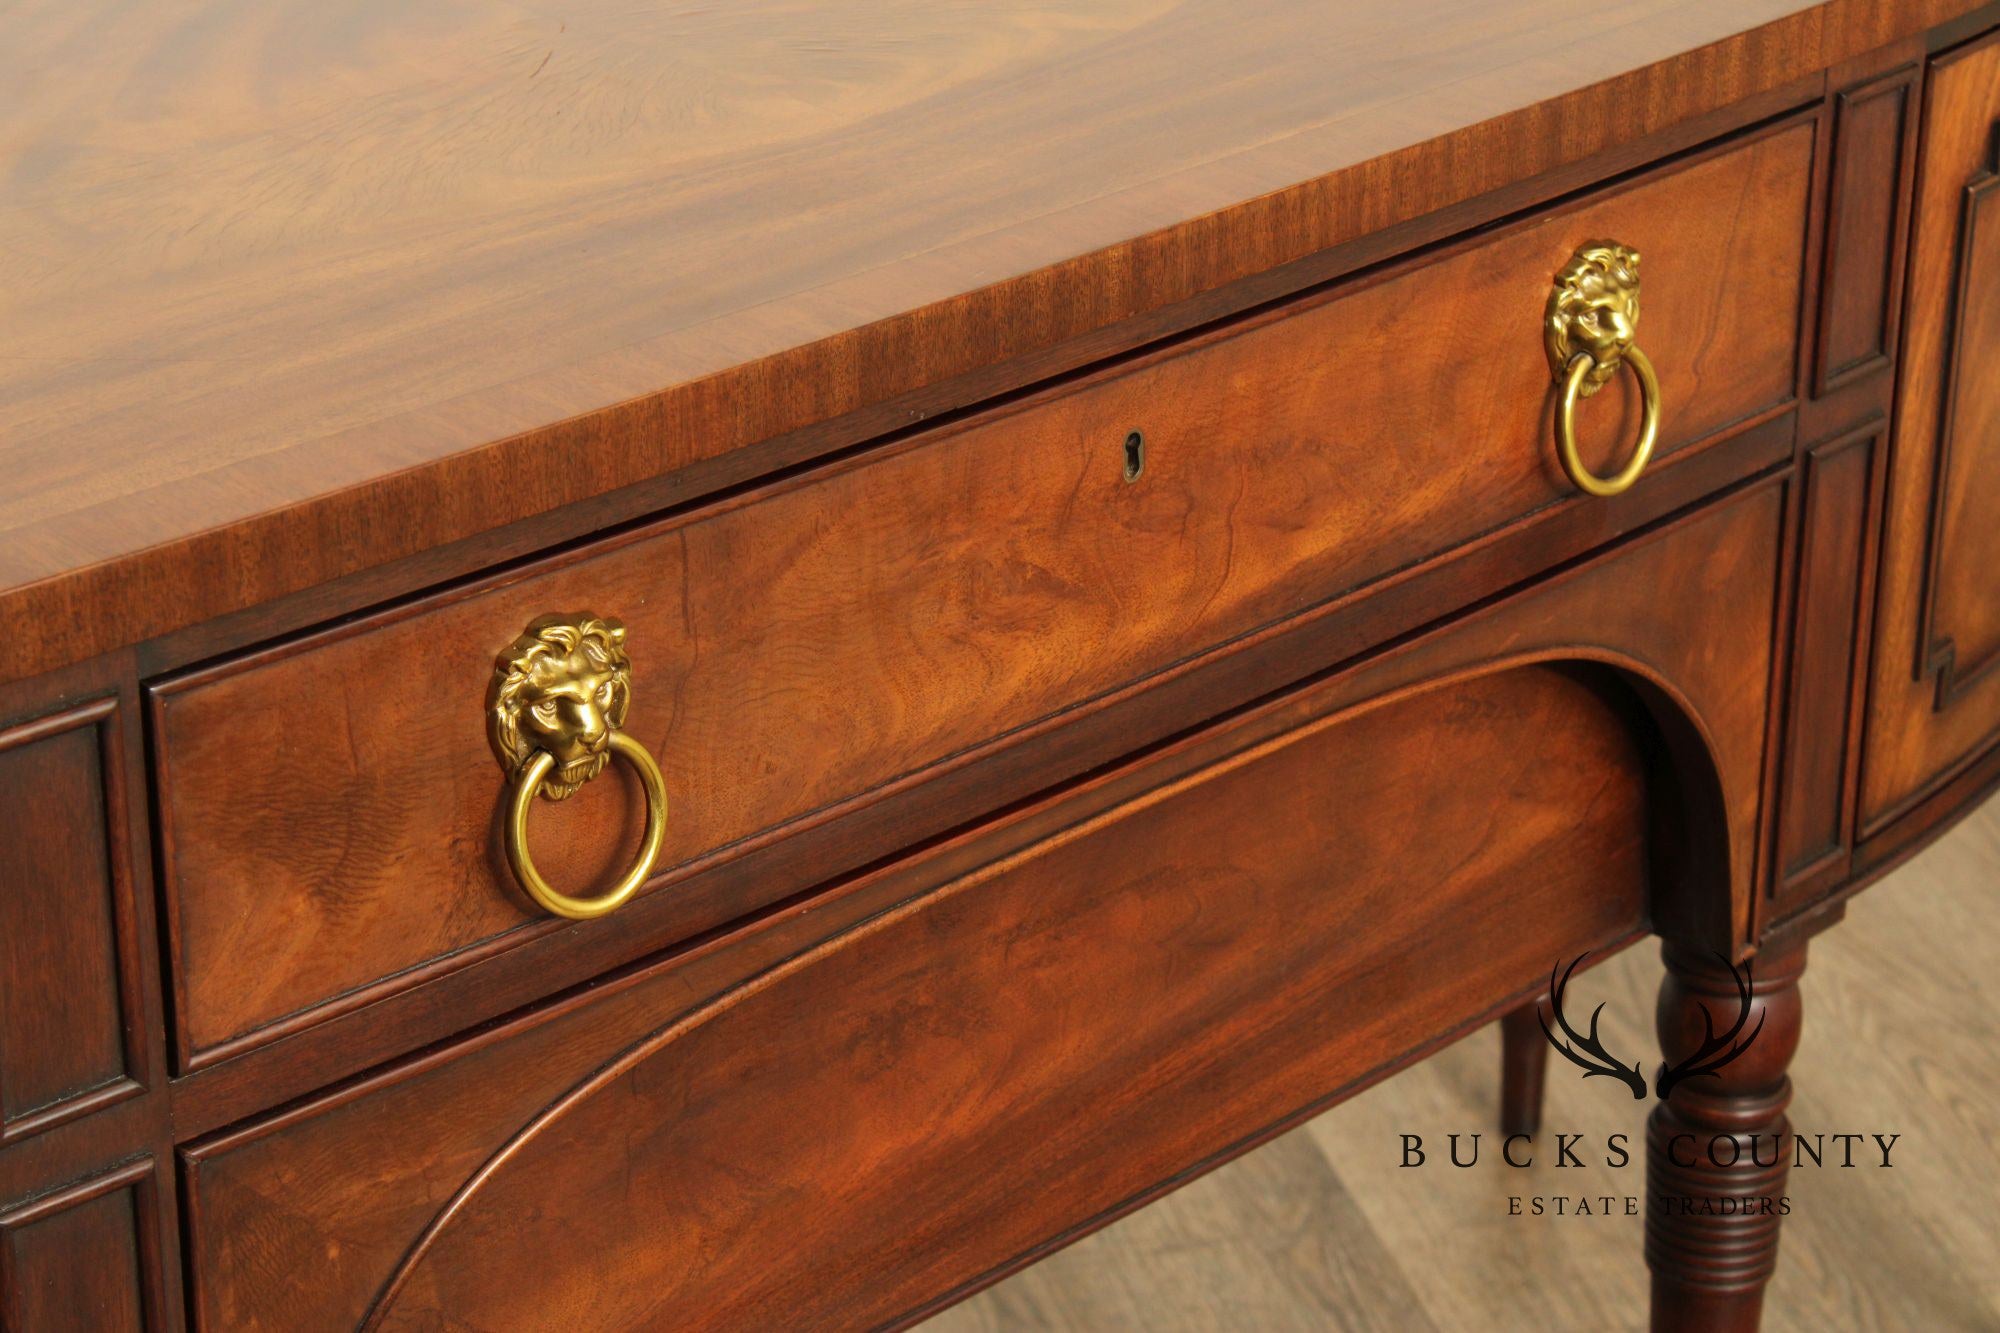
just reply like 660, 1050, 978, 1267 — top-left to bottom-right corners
0, 0, 1978, 676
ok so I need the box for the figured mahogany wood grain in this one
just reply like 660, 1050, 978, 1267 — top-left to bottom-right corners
1860, 31, 2000, 831
179, 480, 1782, 1331
381, 669, 1651, 1330
149, 128, 1808, 1064
0, 701, 142, 1143
192, 668, 1650, 1332
0, 0, 1982, 681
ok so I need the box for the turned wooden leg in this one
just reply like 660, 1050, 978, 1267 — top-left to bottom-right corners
1645, 939, 1807, 1332
1499, 997, 1548, 1137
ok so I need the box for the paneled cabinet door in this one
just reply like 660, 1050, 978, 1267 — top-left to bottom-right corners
1861, 31, 2000, 836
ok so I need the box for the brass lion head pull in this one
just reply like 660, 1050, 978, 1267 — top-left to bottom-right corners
491, 614, 633, 799
1546, 241, 1642, 392
488, 613, 667, 920
1543, 240, 1663, 498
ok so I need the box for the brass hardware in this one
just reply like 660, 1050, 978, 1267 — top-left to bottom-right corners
1545, 241, 1662, 498
1123, 430, 1145, 482
504, 733, 667, 920
490, 613, 668, 920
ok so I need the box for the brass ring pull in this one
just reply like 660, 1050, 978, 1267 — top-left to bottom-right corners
505, 732, 668, 920
1554, 344, 1660, 498
1545, 240, 1664, 500
489, 613, 669, 921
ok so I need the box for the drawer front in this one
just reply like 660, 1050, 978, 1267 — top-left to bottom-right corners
153, 123, 1810, 1065
182, 485, 1783, 1331
1860, 32, 2000, 834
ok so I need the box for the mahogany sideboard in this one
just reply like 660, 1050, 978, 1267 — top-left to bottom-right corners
4, 2, 1999, 1328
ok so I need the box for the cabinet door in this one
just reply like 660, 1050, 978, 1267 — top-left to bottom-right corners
1861, 31, 2000, 835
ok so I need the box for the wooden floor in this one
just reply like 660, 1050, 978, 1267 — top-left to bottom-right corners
924, 795, 2000, 1332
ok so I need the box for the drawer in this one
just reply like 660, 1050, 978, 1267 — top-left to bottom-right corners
182, 484, 1784, 1331
152, 121, 1810, 1067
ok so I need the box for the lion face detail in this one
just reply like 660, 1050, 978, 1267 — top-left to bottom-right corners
490, 614, 632, 800
1546, 242, 1641, 396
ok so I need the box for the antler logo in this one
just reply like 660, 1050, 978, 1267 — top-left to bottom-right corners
1537, 952, 1765, 1101
1538, 954, 1647, 1099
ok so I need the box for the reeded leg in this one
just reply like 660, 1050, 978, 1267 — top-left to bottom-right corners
1645, 939, 1807, 1332
1499, 997, 1548, 1138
